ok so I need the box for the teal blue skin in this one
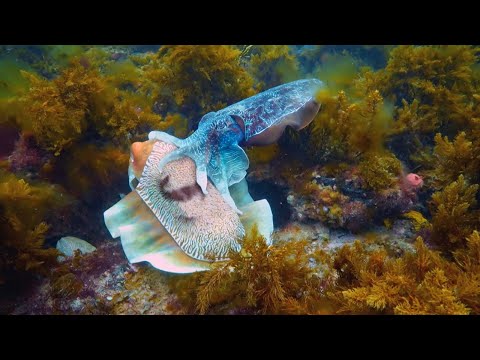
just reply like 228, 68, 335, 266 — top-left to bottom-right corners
148, 79, 323, 214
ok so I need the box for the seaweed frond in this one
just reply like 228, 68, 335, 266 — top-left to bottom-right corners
430, 175, 479, 251
140, 45, 255, 130
169, 226, 326, 314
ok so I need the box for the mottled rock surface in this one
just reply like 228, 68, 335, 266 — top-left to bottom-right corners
12, 241, 178, 315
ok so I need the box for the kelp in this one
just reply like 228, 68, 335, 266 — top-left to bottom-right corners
56, 144, 129, 200
327, 236, 479, 314
403, 210, 431, 232
169, 226, 327, 315
358, 152, 402, 191
20, 62, 104, 155
0, 170, 71, 282
0, 58, 33, 99
361, 45, 480, 136
245, 143, 281, 167
168, 228, 480, 315
247, 45, 300, 90
2, 45, 480, 315
140, 45, 255, 130
92, 87, 164, 141
424, 132, 480, 190
429, 175, 479, 251
281, 89, 395, 165
313, 51, 360, 95
18, 58, 182, 155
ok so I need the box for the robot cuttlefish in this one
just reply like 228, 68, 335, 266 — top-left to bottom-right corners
104, 79, 324, 273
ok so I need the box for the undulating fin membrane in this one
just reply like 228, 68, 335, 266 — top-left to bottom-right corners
238, 199, 274, 245
104, 191, 274, 273
136, 141, 244, 261
230, 178, 273, 244
229, 178, 254, 208
221, 143, 249, 187
104, 191, 212, 273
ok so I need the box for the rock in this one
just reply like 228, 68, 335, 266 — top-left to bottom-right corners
56, 236, 96, 260
274, 222, 330, 243
327, 230, 358, 249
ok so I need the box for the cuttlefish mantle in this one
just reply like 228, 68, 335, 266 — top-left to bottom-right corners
149, 78, 324, 214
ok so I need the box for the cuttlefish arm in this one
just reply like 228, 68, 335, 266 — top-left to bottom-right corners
149, 113, 248, 214
149, 79, 323, 214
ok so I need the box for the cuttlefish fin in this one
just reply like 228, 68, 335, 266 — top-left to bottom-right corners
104, 191, 212, 273
104, 191, 274, 273
229, 178, 254, 208
221, 143, 250, 187
238, 199, 274, 245
230, 178, 274, 244
208, 143, 249, 215
148, 131, 185, 147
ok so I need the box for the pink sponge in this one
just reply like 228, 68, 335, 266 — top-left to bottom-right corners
405, 173, 424, 189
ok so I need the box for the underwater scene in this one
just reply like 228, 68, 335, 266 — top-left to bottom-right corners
1, 45, 480, 315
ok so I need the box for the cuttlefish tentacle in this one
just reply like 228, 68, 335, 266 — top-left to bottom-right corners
147, 79, 323, 212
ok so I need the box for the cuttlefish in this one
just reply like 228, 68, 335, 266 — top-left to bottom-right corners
149, 78, 324, 214
104, 79, 323, 273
